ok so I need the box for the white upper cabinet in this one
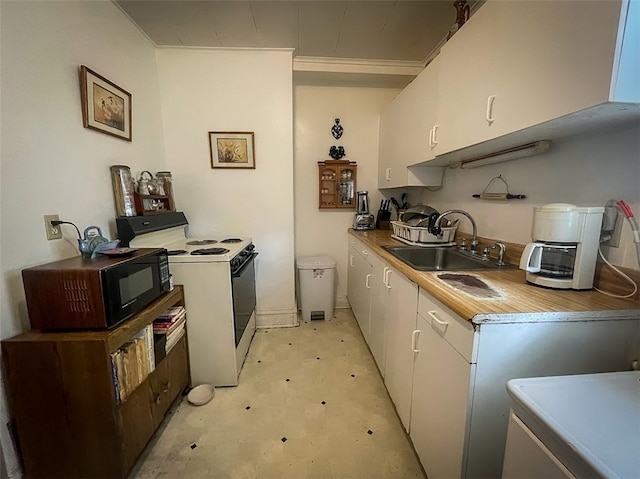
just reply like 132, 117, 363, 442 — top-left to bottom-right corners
438, 0, 638, 154
487, 0, 635, 140
436, 3, 502, 154
382, 0, 639, 167
378, 57, 443, 188
612, 0, 640, 103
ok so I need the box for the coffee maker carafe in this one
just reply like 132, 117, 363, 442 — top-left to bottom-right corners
354, 191, 375, 230
519, 203, 604, 289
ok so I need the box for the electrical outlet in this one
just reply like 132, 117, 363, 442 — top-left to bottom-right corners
608, 213, 624, 247
602, 206, 618, 234
44, 214, 62, 240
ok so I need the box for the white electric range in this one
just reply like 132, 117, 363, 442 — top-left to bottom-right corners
116, 213, 257, 387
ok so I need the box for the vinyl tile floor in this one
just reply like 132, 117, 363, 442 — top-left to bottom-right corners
131, 309, 426, 479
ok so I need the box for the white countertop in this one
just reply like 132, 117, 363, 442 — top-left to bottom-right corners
507, 371, 640, 478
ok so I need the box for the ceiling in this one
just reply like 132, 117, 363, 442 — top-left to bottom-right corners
115, 0, 476, 87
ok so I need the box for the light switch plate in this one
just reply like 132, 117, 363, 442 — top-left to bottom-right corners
44, 214, 62, 240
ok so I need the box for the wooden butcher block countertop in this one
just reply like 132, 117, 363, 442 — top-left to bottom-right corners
349, 229, 640, 324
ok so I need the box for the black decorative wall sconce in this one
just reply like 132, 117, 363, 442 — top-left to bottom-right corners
331, 118, 344, 139
328, 118, 345, 159
329, 145, 345, 160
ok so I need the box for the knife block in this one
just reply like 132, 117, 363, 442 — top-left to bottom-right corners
376, 210, 391, 230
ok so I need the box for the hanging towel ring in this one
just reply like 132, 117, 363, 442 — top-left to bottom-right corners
472, 175, 526, 200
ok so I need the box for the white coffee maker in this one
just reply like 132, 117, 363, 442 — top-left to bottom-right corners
519, 203, 604, 290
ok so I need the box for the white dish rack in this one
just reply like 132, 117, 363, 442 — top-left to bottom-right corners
391, 221, 458, 247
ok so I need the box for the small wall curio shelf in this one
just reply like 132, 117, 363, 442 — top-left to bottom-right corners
318, 160, 357, 209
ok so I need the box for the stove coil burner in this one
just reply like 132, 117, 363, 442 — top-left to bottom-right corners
187, 239, 218, 245
191, 247, 231, 255
167, 249, 188, 256
221, 238, 242, 243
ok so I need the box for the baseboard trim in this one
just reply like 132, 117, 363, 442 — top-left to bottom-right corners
256, 309, 299, 328
336, 295, 350, 309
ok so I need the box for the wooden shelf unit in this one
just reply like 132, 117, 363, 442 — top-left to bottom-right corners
318, 160, 357, 209
1, 285, 190, 479
134, 192, 174, 215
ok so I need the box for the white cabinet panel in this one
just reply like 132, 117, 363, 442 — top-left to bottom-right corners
382, 267, 418, 431
431, 0, 637, 159
436, 2, 501, 154
464, 319, 640, 479
411, 312, 473, 479
488, 0, 625, 140
378, 57, 441, 187
347, 239, 372, 340
368, 252, 389, 376
417, 288, 474, 362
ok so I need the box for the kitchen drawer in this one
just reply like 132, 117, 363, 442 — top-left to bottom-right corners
418, 289, 474, 362
349, 237, 373, 265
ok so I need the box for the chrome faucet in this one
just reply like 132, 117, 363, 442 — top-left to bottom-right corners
432, 210, 478, 254
492, 242, 506, 266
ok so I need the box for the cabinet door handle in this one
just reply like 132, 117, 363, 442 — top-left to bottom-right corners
411, 329, 421, 353
385, 269, 392, 289
428, 126, 434, 148
362, 250, 369, 256
365, 274, 372, 289
432, 124, 439, 146
382, 267, 390, 287
162, 382, 170, 393
385, 168, 391, 181
154, 394, 161, 405
428, 310, 449, 332
486, 95, 496, 124
350, 254, 354, 267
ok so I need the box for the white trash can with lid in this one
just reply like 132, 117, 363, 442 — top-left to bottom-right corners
297, 255, 336, 321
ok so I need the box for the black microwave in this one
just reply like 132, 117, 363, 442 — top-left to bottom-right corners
22, 248, 170, 330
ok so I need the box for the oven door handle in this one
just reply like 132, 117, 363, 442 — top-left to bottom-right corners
232, 252, 258, 277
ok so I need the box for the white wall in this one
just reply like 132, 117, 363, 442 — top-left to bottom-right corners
294, 85, 400, 307
0, 1, 168, 476
155, 48, 296, 327
413, 121, 640, 270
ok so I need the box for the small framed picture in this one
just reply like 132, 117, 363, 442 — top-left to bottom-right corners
209, 132, 255, 169
80, 65, 132, 141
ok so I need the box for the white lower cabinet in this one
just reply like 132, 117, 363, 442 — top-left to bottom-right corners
347, 239, 372, 341
381, 266, 418, 431
347, 237, 640, 478
368, 252, 389, 376
410, 310, 473, 479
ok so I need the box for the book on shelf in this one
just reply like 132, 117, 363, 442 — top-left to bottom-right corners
155, 306, 186, 323
153, 314, 186, 335
110, 351, 122, 404
110, 326, 156, 404
144, 324, 155, 373
165, 328, 186, 354
165, 321, 185, 343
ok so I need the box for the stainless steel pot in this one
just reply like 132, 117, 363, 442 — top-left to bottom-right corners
400, 205, 440, 228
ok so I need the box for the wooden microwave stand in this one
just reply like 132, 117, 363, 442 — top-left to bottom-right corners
1, 285, 190, 479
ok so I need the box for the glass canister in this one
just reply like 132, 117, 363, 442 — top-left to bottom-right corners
156, 171, 175, 211
110, 165, 137, 217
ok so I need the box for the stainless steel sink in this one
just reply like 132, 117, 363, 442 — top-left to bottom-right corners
382, 246, 510, 271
